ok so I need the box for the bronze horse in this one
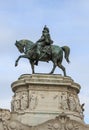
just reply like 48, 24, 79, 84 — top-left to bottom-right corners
15, 40, 70, 76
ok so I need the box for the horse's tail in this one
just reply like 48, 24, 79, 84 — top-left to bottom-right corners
61, 46, 70, 63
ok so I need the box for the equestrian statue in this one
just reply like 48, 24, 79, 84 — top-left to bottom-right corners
15, 25, 70, 76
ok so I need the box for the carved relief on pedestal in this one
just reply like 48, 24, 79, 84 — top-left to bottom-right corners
11, 95, 15, 112
31, 114, 80, 130
57, 92, 69, 110
74, 95, 81, 112
60, 92, 69, 110
1, 109, 88, 130
13, 92, 21, 112
0, 109, 11, 121
11, 91, 29, 112
29, 91, 38, 110
68, 93, 76, 111
56, 91, 84, 117
65, 119, 79, 130
57, 92, 62, 109
0, 109, 11, 130
74, 95, 84, 118
21, 91, 29, 110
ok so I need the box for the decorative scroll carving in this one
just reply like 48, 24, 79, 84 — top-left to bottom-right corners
0, 109, 11, 130
0, 109, 88, 130
31, 114, 80, 130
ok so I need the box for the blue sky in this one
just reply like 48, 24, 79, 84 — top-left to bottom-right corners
0, 0, 89, 124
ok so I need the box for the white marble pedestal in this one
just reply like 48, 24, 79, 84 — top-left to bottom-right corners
11, 74, 84, 126
0, 74, 89, 130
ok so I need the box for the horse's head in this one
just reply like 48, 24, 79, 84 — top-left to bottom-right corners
15, 40, 25, 53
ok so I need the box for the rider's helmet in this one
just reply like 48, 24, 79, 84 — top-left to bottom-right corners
43, 25, 49, 33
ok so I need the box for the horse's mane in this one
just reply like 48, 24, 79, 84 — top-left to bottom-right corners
19, 39, 34, 45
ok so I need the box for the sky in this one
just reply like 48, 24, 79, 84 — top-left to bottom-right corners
0, 0, 89, 124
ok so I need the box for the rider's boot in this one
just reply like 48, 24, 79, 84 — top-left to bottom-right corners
34, 55, 39, 65
34, 60, 38, 65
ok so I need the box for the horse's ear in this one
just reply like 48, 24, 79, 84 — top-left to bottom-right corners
15, 40, 18, 46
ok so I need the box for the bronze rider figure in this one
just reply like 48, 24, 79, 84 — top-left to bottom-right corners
35, 25, 53, 65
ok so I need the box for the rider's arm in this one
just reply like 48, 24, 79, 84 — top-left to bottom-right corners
36, 35, 45, 43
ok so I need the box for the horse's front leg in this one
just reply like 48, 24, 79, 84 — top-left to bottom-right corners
30, 60, 35, 74
15, 56, 21, 66
15, 55, 28, 67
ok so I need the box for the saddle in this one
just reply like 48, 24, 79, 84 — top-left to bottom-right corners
34, 45, 52, 65
40, 45, 52, 56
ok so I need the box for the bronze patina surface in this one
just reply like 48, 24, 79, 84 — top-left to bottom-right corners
15, 26, 70, 76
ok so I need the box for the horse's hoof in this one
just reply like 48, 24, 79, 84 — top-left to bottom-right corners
64, 74, 66, 77
49, 72, 53, 74
15, 62, 18, 67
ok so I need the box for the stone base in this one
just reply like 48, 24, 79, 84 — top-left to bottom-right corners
0, 74, 89, 130
10, 74, 83, 126
0, 109, 89, 130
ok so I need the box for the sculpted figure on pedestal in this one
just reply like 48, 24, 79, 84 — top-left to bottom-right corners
58, 92, 62, 109
61, 92, 68, 110
14, 93, 21, 112
29, 92, 38, 110
68, 94, 76, 111
21, 91, 28, 110
74, 96, 82, 113
81, 103, 85, 112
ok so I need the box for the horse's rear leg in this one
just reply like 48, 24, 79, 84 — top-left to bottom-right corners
29, 60, 35, 74
49, 63, 56, 74
57, 63, 66, 76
